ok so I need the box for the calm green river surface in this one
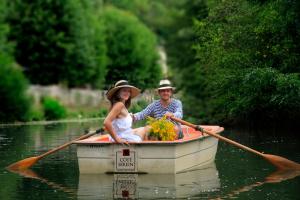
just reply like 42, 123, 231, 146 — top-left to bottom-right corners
0, 120, 299, 199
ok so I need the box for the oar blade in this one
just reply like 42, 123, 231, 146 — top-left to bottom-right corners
264, 154, 300, 171
7, 168, 40, 179
6, 156, 39, 171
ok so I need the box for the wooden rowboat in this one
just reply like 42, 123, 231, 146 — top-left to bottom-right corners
74, 125, 224, 174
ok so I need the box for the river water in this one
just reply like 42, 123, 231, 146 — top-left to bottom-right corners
0, 120, 299, 199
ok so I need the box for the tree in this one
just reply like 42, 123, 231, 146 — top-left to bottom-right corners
102, 6, 161, 89
184, 0, 300, 125
0, 0, 31, 122
164, 0, 208, 86
7, 0, 106, 88
104, 0, 181, 40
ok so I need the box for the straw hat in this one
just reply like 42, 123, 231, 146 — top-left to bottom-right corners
106, 80, 140, 100
157, 79, 175, 90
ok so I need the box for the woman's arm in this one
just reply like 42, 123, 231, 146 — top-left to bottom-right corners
103, 102, 127, 144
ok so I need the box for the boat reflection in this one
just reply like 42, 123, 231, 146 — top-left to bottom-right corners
7, 162, 300, 199
7, 168, 76, 196
264, 169, 300, 183
77, 162, 220, 199
212, 169, 300, 199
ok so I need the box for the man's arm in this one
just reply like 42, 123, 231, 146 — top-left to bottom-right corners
133, 102, 155, 121
173, 100, 183, 119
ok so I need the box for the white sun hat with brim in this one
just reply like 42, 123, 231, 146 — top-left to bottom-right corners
157, 79, 175, 91
106, 80, 141, 100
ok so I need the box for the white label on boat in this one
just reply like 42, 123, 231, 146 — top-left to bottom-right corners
113, 174, 137, 199
115, 149, 137, 172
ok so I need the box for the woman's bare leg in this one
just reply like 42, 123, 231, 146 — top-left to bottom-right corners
132, 126, 151, 140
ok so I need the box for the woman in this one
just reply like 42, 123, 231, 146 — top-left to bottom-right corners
104, 80, 148, 144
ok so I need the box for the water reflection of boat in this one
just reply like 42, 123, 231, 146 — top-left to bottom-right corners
77, 162, 220, 199
75, 125, 224, 174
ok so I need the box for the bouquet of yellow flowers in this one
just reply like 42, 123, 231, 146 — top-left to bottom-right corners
147, 116, 177, 141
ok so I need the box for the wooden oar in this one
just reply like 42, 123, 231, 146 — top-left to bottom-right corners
171, 117, 300, 171
6, 128, 104, 171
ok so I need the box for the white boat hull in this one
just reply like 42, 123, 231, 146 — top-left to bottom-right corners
75, 125, 223, 174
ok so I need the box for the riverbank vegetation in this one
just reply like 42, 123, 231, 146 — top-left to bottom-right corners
0, 0, 31, 122
180, 0, 300, 126
0, 0, 299, 129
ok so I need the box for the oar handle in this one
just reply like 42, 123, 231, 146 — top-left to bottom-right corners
170, 117, 264, 156
39, 128, 104, 158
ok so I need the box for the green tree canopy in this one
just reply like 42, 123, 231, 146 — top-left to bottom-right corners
0, 0, 31, 122
0, 57, 32, 122
102, 6, 161, 89
104, 0, 208, 84
8, 0, 106, 88
183, 0, 300, 125
104, 0, 181, 40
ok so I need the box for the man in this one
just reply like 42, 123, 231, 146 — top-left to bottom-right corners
133, 79, 183, 139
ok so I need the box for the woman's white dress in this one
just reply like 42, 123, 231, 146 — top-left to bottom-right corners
110, 114, 142, 142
